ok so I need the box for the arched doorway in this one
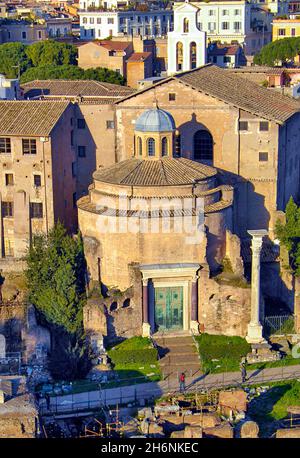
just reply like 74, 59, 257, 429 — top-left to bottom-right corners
194, 130, 213, 161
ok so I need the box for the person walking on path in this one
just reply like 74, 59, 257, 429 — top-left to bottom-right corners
179, 372, 186, 393
240, 359, 247, 383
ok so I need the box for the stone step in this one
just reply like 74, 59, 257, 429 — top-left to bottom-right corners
158, 346, 198, 356
154, 336, 196, 348
159, 355, 200, 366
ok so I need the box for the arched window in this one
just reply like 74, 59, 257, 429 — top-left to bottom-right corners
183, 18, 189, 33
147, 138, 155, 156
176, 42, 183, 71
137, 136, 142, 156
194, 130, 213, 161
175, 133, 181, 157
190, 42, 197, 69
161, 137, 168, 156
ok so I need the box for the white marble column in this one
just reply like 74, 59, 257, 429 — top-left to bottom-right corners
246, 230, 268, 344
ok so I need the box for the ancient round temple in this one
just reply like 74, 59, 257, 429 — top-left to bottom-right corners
78, 108, 234, 336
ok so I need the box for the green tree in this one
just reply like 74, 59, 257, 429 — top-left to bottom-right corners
0, 42, 32, 78
25, 223, 88, 379
275, 197, 300, 276
254, 37, 300, 66
20, 64, 126, 85
25, 40, 77, 67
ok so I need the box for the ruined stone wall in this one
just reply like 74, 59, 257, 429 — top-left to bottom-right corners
0, 413, 37, 438
0, 303, 26, 352
198, 266, 251, 337
84, 265, 143, 344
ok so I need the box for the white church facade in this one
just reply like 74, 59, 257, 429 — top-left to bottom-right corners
167, 1, 206, 75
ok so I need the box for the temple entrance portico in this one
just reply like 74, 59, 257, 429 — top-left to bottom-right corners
140, 263, 200, 336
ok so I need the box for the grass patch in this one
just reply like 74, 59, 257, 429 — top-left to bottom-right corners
248, 380, 300, 436
196, 333, 251, 373
107, 336, 161, 383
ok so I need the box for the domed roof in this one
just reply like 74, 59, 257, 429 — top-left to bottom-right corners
93, 157, 217, 186
135, 108, 176, 133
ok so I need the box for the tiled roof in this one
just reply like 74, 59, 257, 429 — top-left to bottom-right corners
127, 52, 152, 62
208, 44, 240, 56
22, 80, 135, 100
98, 40, 132, 51
116, 64, 300, 124
93, 157, 217, 186
176, 65, 300, 124
0, 100, 69, 136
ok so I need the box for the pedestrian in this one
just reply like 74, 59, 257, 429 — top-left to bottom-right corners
240, 360, 247, 383
45, 393, 51, 410
179, 372, 186, 393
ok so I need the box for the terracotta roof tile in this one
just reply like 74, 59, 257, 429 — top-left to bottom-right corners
22, 80, 134, 100
0, 100, 69, 136
177, 65, 300, 124
93, 157, 217, 186
127, 52, 152, 62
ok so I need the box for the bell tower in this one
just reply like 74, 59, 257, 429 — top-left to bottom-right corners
167, 0, 207, 75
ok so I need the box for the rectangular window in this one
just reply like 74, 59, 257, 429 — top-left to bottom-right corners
259, 121, 269, 131
22, 139, 36, 155
90, 17, 94, 24
107, 18, 114, 24
292, 28, 296, 36
239, 121, 248, 131
169, 93, 176, 101
208, 22, 216, 31
222, 9, 229, 16
5, 173, 14, 186
259, 152, 268, 162
34, 174, 41, 187
78, 145, 86, 157
2, 202, 13, 218
221, 22, 230, 30
22, 31, 26, 39
0, 138, 11, 154
4, 238, 14, 257
30, 202, 43, 219
71, 130, 74, 146
234, 22, 241, 30
278, 28, 286, 36
209, 9, 215, 16
234, 9, 241, 15
77, 118, 86, 129
97, 18, 101, 24
72, 162, 77, 177
224, 56, 231, 63
106, 120, 115, 129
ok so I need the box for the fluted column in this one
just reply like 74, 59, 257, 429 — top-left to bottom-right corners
246, 230, 268, 344
142, 278, 151, 337
190, 275, 199, 334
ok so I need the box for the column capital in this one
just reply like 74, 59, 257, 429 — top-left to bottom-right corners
191, 275, 199, 283
142, 278, 149, 287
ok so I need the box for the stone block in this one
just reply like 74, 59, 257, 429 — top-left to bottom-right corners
276, 428, 300, 438
240, 421, 259, 438
184, 426, 203, 438
170, 430, 185, 438
203, 424, 234, 438
219, 390, 247, 413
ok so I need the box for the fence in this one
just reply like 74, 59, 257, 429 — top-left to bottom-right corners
39, 362, 300, 417
264, 314, 295, 336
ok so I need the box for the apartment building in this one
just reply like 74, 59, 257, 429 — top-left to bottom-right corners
79, 0, 173, 39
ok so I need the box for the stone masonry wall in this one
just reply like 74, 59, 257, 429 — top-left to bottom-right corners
198, 266, 251, 337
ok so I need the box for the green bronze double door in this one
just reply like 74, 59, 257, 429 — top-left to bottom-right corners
155, 286, 184, 331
